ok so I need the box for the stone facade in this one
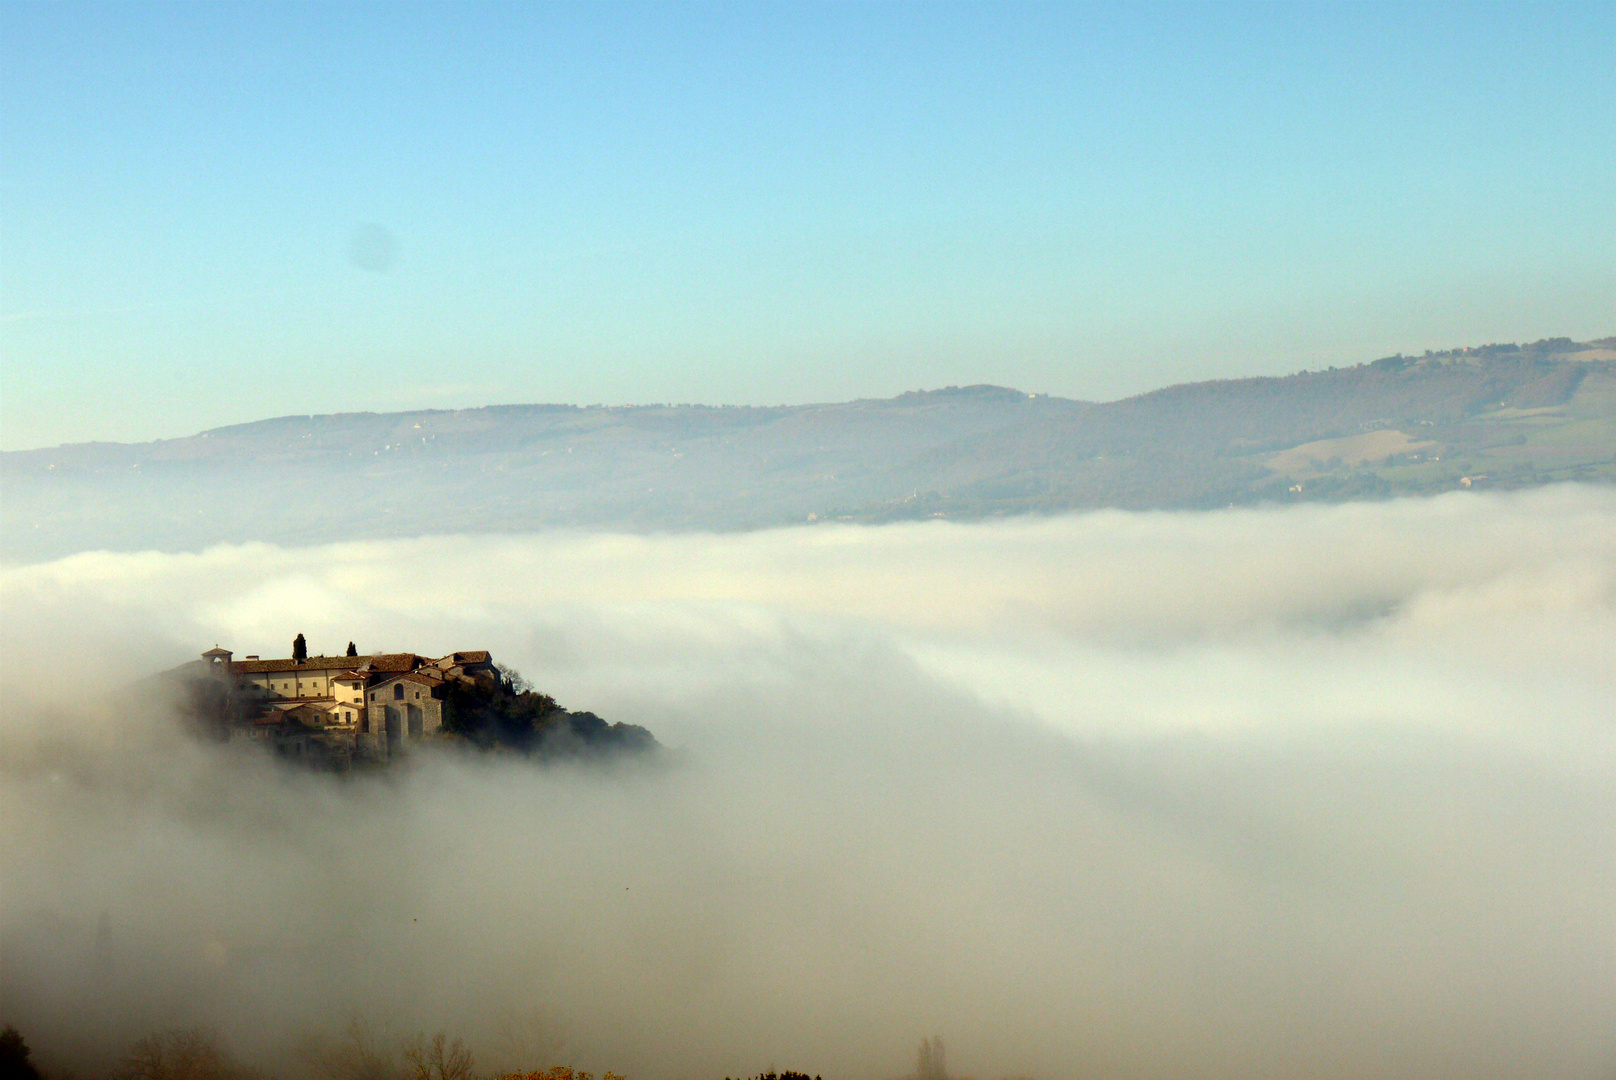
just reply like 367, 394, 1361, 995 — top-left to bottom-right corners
358, 671, 447, 756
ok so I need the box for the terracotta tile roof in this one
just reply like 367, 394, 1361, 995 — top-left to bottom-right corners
257, 702, 329, 723
232, 654, 378, 674
371, 670, 445, 688
229, 650, 486, 675
356, 653, 425, 673
230, 652, 434, 674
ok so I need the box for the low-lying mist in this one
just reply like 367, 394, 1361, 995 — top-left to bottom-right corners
3, 486, 1614, 1079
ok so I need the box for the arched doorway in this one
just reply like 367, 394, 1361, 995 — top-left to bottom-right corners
407, 703, 423, 739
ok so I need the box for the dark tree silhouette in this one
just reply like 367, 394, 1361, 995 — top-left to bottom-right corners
346, 641, 358, 657
402, 1032, 473, 1080
0, 1025, 42, 1080
111, 1028, 249, 1080
916, 1036, 946, 1080
293, 633, 307, 661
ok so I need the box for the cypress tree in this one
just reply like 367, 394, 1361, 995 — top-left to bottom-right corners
292, 633, 307, 661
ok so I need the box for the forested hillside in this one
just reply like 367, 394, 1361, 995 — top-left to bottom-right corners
5, 337, 1611, 558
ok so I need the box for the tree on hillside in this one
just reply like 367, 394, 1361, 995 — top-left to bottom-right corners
347, 641, 358, 657
436, 664, 653, 757
402, 1033, 473, 1080
495, 662, 531, 694
439, 671, 556, 749
178, 674, 235, 742
915, 1037, 946, 1080
112, 1028, 252, 1080
0, 1025, 42, 1080
293, 633, 307, 661
297, 1015, 400, 1080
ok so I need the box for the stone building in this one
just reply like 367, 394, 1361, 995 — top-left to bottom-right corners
196, 642, 498, 761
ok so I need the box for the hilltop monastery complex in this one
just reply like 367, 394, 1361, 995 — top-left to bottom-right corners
193, 639, 499, 759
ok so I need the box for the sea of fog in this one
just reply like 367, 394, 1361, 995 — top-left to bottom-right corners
2, 486, 1613, 1080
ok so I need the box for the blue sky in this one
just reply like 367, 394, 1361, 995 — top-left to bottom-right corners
3, 2, 1613, 450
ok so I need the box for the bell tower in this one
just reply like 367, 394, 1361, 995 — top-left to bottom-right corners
201, 646, 234, 673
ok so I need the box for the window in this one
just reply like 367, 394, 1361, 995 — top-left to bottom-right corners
393, 683, 404, 700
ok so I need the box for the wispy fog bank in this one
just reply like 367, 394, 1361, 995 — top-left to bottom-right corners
2, 487, 1614, 1079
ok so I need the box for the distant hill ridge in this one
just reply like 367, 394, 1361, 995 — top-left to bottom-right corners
5, 336, 1612, 559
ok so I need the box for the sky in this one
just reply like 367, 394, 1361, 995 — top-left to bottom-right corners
3, 1, 1614, 450
3, 488, 1614, 1077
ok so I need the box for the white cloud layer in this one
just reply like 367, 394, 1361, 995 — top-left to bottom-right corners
2, 486, 1614, 1079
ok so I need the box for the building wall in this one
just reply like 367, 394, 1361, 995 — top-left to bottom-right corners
333, 680, 363, 706
235, 669, 355, 701
361, 678, 445, 758
240, 663, 353, 699
218, 650, 476, 760
323, 701, 360, 727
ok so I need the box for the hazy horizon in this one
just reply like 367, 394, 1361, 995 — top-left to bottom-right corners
5, 3, 1615, 450
4, 331, 1611, 455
